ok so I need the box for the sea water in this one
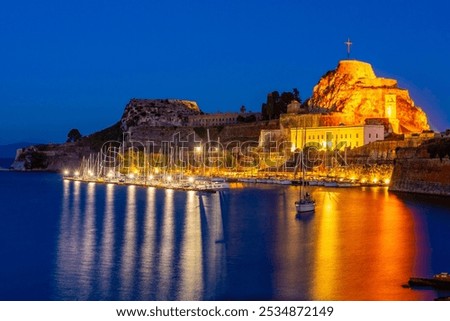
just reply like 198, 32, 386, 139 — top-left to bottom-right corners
0, 171, 449, 300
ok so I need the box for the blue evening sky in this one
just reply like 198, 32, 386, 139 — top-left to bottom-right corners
1, 0, 449, 144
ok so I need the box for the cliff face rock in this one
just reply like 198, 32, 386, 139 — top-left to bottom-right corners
10, 144, 96, 172
120, 98, 201, 131
390, 138, 450, 196
308, 60, 429, 133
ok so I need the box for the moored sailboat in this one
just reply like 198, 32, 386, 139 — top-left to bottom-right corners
295, 149, 315, 216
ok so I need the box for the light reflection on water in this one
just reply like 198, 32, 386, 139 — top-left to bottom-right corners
79, 182, 96, 299
99, 183, 115, 298
119, 185, 137, 299
54, 182, 450, 300
179, 191, 203, 300
55, 183, 228, 300
138, 187, 156, 299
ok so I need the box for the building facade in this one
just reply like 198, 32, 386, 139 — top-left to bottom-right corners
290, 125, 385, 151
188, 112, 262, 127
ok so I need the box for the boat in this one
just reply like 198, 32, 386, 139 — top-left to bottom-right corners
408, 272, 450, 289
210, 178, 230, 190
323, 179, 338, 187
295, 150, 315, 216
295, 192, 316, 214
337, 179, 361, 188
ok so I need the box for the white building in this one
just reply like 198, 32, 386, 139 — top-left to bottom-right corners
290, 125, 385, 151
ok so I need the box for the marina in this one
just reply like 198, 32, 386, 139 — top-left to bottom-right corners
61, 149, 390, 192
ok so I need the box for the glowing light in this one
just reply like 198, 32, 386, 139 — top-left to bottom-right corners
154, 168, 160, 174
63, 170, 69, 176
372, 177, 379, 184
74, 171, 80, 177
384, 178, 391, 185
107, 171, 114, 178
188, 176, 195, 183
386, 106, 392, 118
148, 174, 154, 180
88, 170, 94, 177
166, 175, 173, 182
128, 173, 135, 179
194, 146, 202, 153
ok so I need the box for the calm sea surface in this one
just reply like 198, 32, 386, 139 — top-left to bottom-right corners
0, 171, 449, 301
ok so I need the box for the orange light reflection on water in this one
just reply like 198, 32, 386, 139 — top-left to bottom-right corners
312, 191, 338, 300
311, 187, 424, 300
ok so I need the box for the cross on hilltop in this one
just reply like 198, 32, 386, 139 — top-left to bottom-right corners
344, 38, 352, 59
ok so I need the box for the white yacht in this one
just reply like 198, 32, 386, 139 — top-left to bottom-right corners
210, 178, 230, 190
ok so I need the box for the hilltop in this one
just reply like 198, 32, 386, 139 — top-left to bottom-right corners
307, 60, 429, 133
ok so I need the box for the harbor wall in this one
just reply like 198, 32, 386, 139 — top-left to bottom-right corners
389, 140, 450, 196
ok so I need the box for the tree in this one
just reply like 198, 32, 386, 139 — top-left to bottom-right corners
293, 88, 302, 104
67, 128, 82, 143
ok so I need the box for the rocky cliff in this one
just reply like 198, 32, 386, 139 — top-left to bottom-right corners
308, 60, 429, 133
120, 98, 201, 131
390, 138, 450, 195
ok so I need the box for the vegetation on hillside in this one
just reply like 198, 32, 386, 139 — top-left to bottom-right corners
261, 88, 302, 120
78, 122, 123, 151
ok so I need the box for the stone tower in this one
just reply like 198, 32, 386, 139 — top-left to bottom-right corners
384, 94, 399, 133
287, 100, 301, 114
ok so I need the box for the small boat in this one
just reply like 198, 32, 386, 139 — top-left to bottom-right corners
291, 179, 304, 186
295, 149, 315, 216
408, 272, 450, 289
295, 192, 315, 214
210, 178, 230, 189
323, 180, 338, 187
337, 179, 361, 188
